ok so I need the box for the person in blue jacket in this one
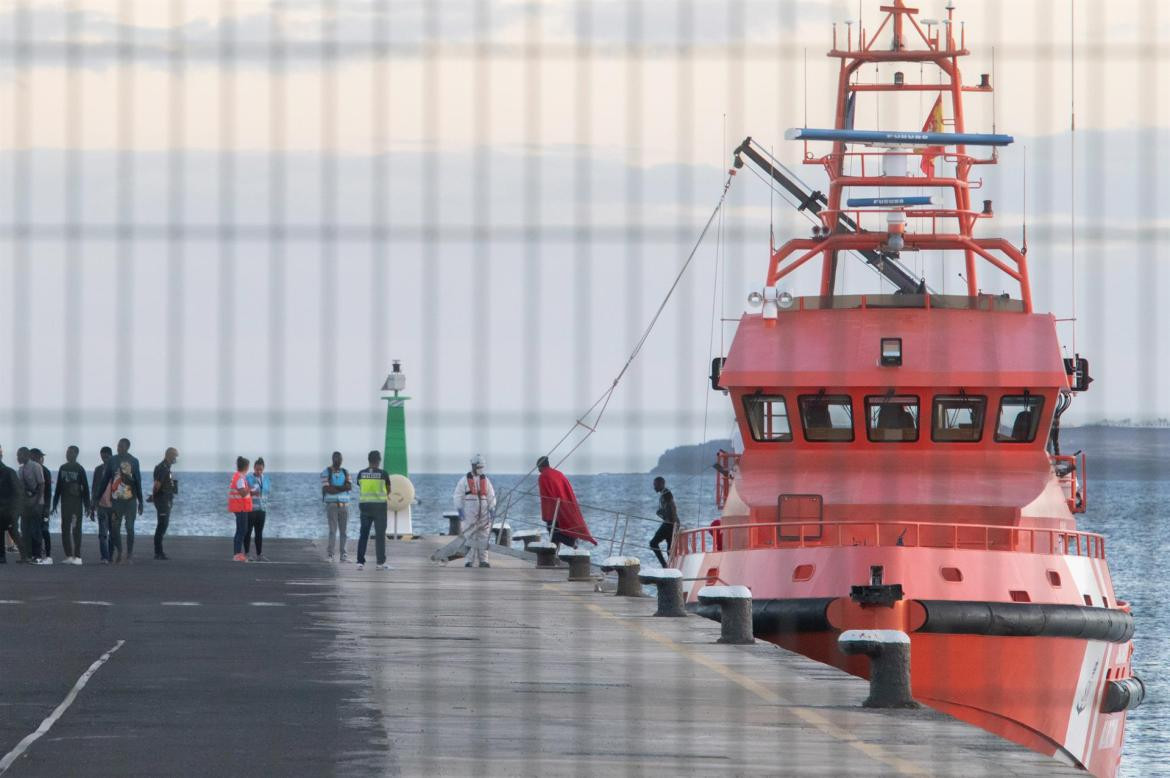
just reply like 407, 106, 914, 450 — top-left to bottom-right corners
245, 457, 272, 561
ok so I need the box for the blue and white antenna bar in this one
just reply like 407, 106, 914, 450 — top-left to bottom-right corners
846, 196, 936, 208
784, 128, 1014, 147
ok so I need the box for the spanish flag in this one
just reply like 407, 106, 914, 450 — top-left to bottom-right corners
920, 95, 945, 176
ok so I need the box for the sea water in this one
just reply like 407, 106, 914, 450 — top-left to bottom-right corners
72, 470, 1165, 775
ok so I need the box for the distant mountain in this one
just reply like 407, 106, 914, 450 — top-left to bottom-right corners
1059, 425, 1170, 480
651, 439, 733, 476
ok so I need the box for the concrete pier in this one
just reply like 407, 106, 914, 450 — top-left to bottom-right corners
0, 536, 1083, 776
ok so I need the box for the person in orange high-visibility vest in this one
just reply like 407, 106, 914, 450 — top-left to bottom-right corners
228, 456, 253, 562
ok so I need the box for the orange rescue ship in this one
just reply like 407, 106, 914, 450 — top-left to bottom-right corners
672, 3, 1142, 775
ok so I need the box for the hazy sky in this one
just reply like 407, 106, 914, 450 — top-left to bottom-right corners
1, 0, 1168, 472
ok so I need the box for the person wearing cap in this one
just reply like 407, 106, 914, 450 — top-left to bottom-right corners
355, 450, 393, 571
650, 476, 679, 567
536, 456, 597, 550
453, 454, 495, 568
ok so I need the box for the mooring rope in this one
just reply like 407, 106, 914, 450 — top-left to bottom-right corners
495, 170, 737, 519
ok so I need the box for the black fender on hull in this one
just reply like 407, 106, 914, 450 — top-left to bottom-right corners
689, 597, 834, 634
916, 600, 1135, 643
689, 597, 1135, 643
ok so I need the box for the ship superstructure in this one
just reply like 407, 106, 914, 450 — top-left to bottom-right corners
673, 3, 1141, 775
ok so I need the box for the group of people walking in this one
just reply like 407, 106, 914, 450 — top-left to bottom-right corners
0, 439, 178, 565
2, 442, 681, 570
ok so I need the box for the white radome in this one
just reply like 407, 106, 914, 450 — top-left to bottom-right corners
387, 474, 415, 512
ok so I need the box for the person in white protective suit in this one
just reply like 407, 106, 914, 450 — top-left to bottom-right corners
453, 454, 496, 568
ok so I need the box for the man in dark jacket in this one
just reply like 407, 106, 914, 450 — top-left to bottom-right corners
16, 447, 46, 563
52, 446, 91, 565
650, 476, 679, 567
95, 438, 143, 563
0, 444, 24, 563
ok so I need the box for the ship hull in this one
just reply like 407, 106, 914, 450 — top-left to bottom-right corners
676, 545, 1134, 777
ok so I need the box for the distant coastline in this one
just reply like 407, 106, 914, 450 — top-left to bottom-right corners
649, 426, 1170, 480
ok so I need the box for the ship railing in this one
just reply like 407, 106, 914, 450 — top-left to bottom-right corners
675, 520, 1107, 560
1051, 452, 1088, 514
773, 293, 1025, 313
494, 486, 666, 560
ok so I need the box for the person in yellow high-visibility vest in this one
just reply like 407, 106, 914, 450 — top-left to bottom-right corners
355, 450, 393, 571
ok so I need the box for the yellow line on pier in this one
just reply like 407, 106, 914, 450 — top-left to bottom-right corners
544, 585, 928, 777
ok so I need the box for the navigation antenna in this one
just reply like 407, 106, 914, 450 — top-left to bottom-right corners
1021, 145, 1028, 255
1069, 0, 1077, 353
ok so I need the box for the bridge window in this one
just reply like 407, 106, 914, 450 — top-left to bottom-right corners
995, 395, 1045, 443
932, 395, 987, 442
742, 395, 792, 442
865, 395, 920, 442
798, 395, 854, 442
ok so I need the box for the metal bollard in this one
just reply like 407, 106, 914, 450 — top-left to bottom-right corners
600, 557, 642, 597
491, 522, 512, 547
637, 569, 686, 617
442, 511, 461, 536
530, 542, 559, 569
512, 529, 543, 550
559, 548, 593, 582
837, 630, 918, 709
697, 585, 754, 644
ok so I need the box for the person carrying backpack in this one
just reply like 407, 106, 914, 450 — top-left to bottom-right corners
95, 438, 144, 564
320, 452, 352, 562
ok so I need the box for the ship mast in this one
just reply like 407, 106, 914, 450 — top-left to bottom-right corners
765, 0, 1033, 312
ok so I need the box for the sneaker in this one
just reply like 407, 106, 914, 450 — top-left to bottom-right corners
101, 559, 110, 565
124, 556, 133, 565
479, 562, 491, 568
64, 556, 74, 564
339, 554, 349, 563
232, 553, 247, 562
376, 563, 390, 571
356, 563, 364, 570
256, 554, 269, 562
465, 561, 473, 567
35, 557, 53, 566
72, 557, 83, 566
326, 554, 334, 563
155, 553, 169, 561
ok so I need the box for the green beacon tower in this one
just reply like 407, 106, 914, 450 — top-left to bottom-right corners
382, 360, 409, 477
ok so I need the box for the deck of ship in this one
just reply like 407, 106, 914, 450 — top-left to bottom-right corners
0, 535, 1083, 776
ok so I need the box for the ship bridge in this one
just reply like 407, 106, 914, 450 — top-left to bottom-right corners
717, 306, 1077, 529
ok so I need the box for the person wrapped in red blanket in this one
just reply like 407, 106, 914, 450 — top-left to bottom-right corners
536, 457, 597, 548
